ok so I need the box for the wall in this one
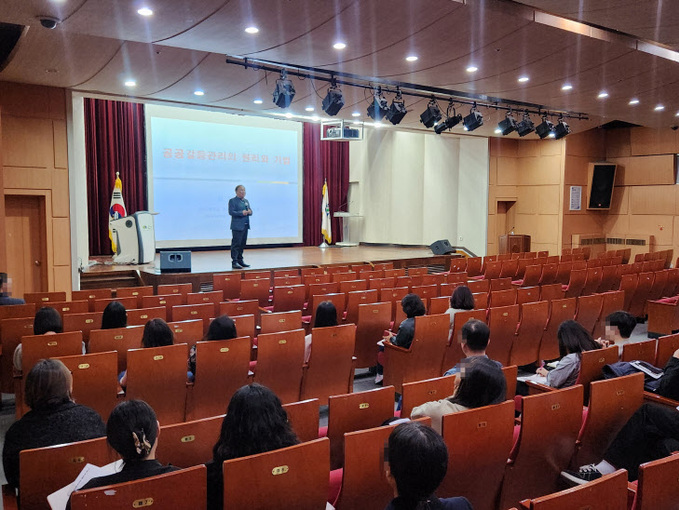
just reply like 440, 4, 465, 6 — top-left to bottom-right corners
0, 81, 71, 293
349, 128, 488, 257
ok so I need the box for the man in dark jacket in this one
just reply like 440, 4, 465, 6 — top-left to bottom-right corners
228, 185, 252, 269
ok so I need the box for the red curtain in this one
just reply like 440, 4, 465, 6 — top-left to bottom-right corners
84, 98, 147, 256
302, 123, 350, 246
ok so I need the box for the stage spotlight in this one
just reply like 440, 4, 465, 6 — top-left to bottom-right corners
420, 98, 442, 128
553, 116, 571, 140
516, 112, 535, 137
536, 115, 555, 139
463, 103, 483, 131
322, 80, 344, 116
434, 101, 462, 134
386, 89, 407, 125
367, 87, 389, 121
272, 70, 295, 108
498, 111, 517, 136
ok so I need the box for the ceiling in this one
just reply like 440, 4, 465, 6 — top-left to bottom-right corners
1, 0, 679, 138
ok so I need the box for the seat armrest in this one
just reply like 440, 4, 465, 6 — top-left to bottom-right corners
2, 485, 18, 510
524, 380, 554, 394
643, 391, 679, 408
382, 342, 409, 354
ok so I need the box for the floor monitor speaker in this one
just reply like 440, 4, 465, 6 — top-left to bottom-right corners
429, 239, 455, 255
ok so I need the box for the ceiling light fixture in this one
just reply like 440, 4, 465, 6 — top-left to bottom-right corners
305, 106, 314, 112
553, 115, 571, 140
536, 115, 555, 139
321, 78, 345, 116
561, 84, 573, 91
244, 26, 259, 34
405, 55, 418, 62
124, 80, 136, 87
193, 90, 204, 96
137, 7, 153, 16
420, 97, 442, 128
466, 65, 478, 73
351, 111, 361, 117
272, 69, 295, 108
253, 99, 263, 104
518, 76, 529, 83
367, 87, 389, 121
516, 112, 535, 137
598, 91, 609, 99
628, 98, 640, 105
463, 103, 483, 131
333, 42, 346, 50
434, 100, 462, 134
654, 104, 665, 111
386, 88, 408, 125
498, 110, 518, 136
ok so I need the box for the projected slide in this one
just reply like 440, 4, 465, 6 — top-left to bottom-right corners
146, 105, 302, 248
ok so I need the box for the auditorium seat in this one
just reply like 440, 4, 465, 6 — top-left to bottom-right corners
307, 293, 345, 327
72, 289, 112, 311
93, 296, 138, 312
167, 318, 204, 344
327, 386, 395, 469
596, 264, 620, 293
490, 288, 517, 307
157, 282, 192, 301
629, 272, 655, 317
156, 414, 223, 468
384, 267, 405, 278
661, 268, 679, 298
408, 267, 428, 278
467, 278, 489, 294
575, 293, 603, 336
592, 290, 625, 339
89, 326, 144, 373
23, 291, 67, 305
441, 309, 487, 374
449, 257, 467, 273
553, 262, 572, 286
344, 289, 378, 324
380, 287, 408, 321
222, 438, 328, 510
655, 333, 679, 368
621, 339, 658, 364
126, 306, 166, 325
514, 264, 542, 287
48, 300, 89, 316
539, 297, 577, 361
500, 258, 519, 279
239, 278, 271, 307
578, 346, 619, 403
447, 272, 467, 284
219, 299, 259, 322
422, 272, 446, 286
619, 273, 639, 312
115, 285, 153, 308
466, 257, 483, 277
331, 273, 356, 284
514, 258, 532, 280
230, 314, 255, 343
260, 310, 302, 335
630, 452, 679, 510
354, 301, 391, 369
140, 296, 185, 322
70, 465, 206, 510
486, 304, 519, 367
187, 290, 223, 316
272, 275, 302, 287
539, 283, 565, 303
368, 277, 396, 292
516, 286, 540, 305
282, 398, 321, 443
581, 267, 603, 296
511, 301, 548, 367
401, 375, 456, 419
172, 302, 214, 334
562, 268, 587, 298
472, 291, 489, 309
0, 317, 33, 392
439, 401, 515, 510
338, 279, 368, 294
20, 330, 83, 376
428, 295, 450, 314
301, 267, 325, 277
213, 272, 241, 300
648, 270, 669, 301
0, 303, 35, 320
480, 260, 502, 280
253, 329, 305, 404
489, 277, 512, 291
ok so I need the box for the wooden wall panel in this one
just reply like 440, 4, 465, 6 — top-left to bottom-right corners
52, 169, 70, 217
4, 167, 52, 190
496, 156, 519, 185
53, 120, 68, 169
606, 129, 631, 159
630, 127, 679, 156
489, 157, 497, 185
0, 83, 53, 119
516, 187, 539, 214
52, 217, 71, 266
522, 155, 562, 185
566, 130, 605, 158
629, 186, 676, 216
628, 215, 674, 246
494, 185, 518, 200
489, 138, 518, 158
517, 140, 540, 158
538, 185, 561, 215
539, 140, 565, 157
2, 117, 54, 168
609, 187, 629, 215
53, 266, 71, 298
610, 155, 676, 185
0, 107, 5, 271
564, 155, 592, 185
603, 214, 630, 235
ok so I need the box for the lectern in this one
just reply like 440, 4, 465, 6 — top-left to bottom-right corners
499, 234, 530, 254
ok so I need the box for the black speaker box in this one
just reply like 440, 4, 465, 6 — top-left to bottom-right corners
429, 239, 455, 255
159, 251, 192, 273
588, 164, 617, 210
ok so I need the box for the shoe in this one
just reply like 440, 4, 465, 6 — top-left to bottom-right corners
374, 374, 384, 385
238, 261, 250, 267
561, 465, 602, 486
232, 262, 243, 269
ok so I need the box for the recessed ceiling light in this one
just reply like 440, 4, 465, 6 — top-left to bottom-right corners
253, 99, 263, 104
597, 91, 609, 99
466, 66, 478, 73
193, 90, 204, 96
561, 84, 573, 91
405, 55, 418, 62
124, 80, 136, 87
305, 106, 314, 112
244, 26, 259, 34
137, 7, 153, 16
654, 104, 665, 111
285, 113, 293, 119
352, 111, 361, 117
675, 111, 679, 117
494, 128, 502, 134
518, 76, 529, 83
333, 42, 346, 50
628, 98, 640, 105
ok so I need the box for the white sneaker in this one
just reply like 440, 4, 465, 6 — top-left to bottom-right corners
374, 374, 384, 384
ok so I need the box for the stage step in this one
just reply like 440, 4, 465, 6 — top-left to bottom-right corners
80, 269, 143, 291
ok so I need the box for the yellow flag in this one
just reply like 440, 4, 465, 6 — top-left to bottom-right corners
109, 172, 127, 253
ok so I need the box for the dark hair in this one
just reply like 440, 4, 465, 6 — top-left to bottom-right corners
402, 294, 426, 319
558, 320, 600, 358
450, 356, 506, 408
141, 318, 174, 348
0, 272, 6, 294
606, 311, 636, 339
450, 286, 474, 310
24, 359, 72, 409
101, 301, 128, 329
387, 422, 448, 506
313, 301, 338, 328
213, 384, 299, 463
206, 315, 238, 341
106, 400, 158, 462
34, 307, 63, 335
235, 184, 244, 192
461, 319, 490, 352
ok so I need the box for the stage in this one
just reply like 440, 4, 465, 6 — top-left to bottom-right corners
80, 245, 458, 291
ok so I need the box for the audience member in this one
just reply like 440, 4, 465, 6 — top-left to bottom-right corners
445, 286, 474, 339
188, 315, 238, 379
443, 319, 501, 376
206, 384, 299, 510
3, 359, 105, 492
658, 348, 679, 401
13, 306, 71, 372
411, 356, 506, 433
535, 320, 600, 388
101, 301, 128, 330
0, 273, 25, 305
601, 310, 636, 357
120, 318, 174, 386
305, 301, 338, 363
384, 421, 472, 510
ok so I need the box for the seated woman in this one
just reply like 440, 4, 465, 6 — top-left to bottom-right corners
206, 384, 299, 510
188, 315, 237, 380
120, 318, 174, 387
385, 421, 472, 510
305, 301, 338, 363
535, 320, 601, 388
67, 400, 178, 506
446, 285, 475, 339
411, 356, 507, 434
101, 301, 128, 329
376, 294, 427, 384
2, 359, 106, 492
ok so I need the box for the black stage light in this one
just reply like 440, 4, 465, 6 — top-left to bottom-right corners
463, 104, 483, 131
420, 98, 442, 128
322, 84, 345, 116
516, 112, 535, 137
434, 103, 462, 134
386, 90, 407, 125
367, 88, 389, 121
536, 115, 555, 139
553, 116, 571, 140
498, 112, 517, 136
272, 70, 295, 108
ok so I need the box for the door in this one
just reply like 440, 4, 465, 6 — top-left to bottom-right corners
4, 195, 47, 297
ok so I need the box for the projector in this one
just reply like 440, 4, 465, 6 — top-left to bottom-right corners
326, 127, 360, 139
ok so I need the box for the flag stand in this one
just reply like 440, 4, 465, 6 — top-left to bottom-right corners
319, 241, 329, 248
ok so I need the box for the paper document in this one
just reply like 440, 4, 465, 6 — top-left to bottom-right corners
48, 460, 123, 510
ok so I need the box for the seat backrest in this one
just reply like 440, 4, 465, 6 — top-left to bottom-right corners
428, 296, 450, 315
172, 303, 214, 335
240, 278, 270, 307
126, 306, 166, 326
272, 284, 305, 312
540, 298, 577, 361
449, 257, 467, 273
577, 345, 620, 403
71, 465, 206, 510
282, 398, 321, 443
483, 260, 502, 280
441, 309, 488, 374
273, 275, 302, 287
554, 261, 572, 285
23, 291, 67, 305
619, 273, 639, 312
354, 301, 392, 368
656, 333, 679, 368
500, 259, 519, 278
648, 270, 669, 301
57, 351, 119, 421
629, 271, 655, 316
219, 299, 259, 320
473, 291, 488, 309
213, 272, 241, 300
411, 284, 438, 302
260, 310, 302, 335
309, 293, 345, 325
593, 290, 626, 339
125, 343, 189, 424
167, 319, 204, 344
422, 273, 446, 286
187, 337, 251, 420
157, 282, 192, 300
186, 290, 223, 316
300, 324, 356, 405
89, 325, 144, 373
93, 296, 138, 312
72, 289, 111, 310
230, 314, 256, 340
581, 267, 603, 296
512, 301, 548, 366
439, 401, 515, 510
49, 300, 89, 317
466, 257, 482, 277
62, 311, 104, 342
467, 278, 489, 294
539, 262, 559, 286
0, 303, 35, 320
564, 268, 587, 298
486, 304, 519, 367
490, 288, 517, 307
575, 293, 604, 336
344, 289, 378, 324
525, 470, 628, 510
633, 452, 679, 510
407, 313, 451, 381
274, 268, 300, 278
621, 339, 658, 364
521, 265, 543, 287
368, 277, 396, 292
327, 386, 395, 469
306, 282, 339, 303
243, 270, 272, 282
490, 277, 512, 291
401, 375, 456, 419
516, 286, 540, 305
539, 283, 565, 302
21, 331, 83, 375
156, 414, 224, 468
254, 329, 305, 404
502, 365, 518, 398
597, 264, 620, 293
1, 317, 34, 392
20, 437, 115, 510
661, 268, 679, 298
115, 286, 153, 308
339, 279, 369, 293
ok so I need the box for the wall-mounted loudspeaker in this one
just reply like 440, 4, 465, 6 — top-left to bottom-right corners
429, 239, 455, 255
587, 163, 617, 210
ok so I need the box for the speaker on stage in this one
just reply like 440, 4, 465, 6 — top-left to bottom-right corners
587, 163, 617, 210
160, 251, 192, 273
429, 239, 455, 255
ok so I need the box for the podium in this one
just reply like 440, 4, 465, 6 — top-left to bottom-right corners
333, 211, 362, 247
499, 234, 530, 254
